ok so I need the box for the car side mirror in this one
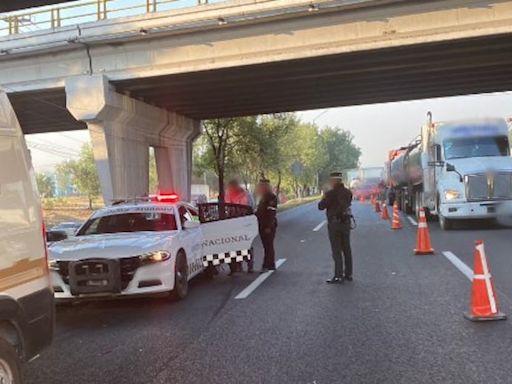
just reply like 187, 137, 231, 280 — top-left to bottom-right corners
183, 221, 200, 230
47, 230, 68, 242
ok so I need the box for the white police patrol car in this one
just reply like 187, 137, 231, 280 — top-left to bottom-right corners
48, 193, 258, 301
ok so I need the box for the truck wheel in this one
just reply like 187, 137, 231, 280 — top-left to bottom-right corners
439, 213, 453, 231
170, 251, 189, 300
0, 339, 21, 384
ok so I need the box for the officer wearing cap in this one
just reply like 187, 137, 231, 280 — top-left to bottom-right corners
318, 172, 353, 284
255, 178, 278, 272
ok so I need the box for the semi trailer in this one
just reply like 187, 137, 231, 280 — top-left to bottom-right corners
384, 114, 512, 230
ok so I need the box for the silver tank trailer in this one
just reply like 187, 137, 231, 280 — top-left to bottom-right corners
389, 145, 423, 188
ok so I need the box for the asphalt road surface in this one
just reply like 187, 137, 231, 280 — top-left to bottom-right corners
25, 202, 512, 384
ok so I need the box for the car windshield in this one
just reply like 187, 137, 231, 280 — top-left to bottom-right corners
443, 136, 510, 160
77, 212, 177, 235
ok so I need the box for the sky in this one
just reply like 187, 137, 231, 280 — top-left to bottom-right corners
27, 91, 512, 173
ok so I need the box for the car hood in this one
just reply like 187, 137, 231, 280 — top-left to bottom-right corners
448, 157, 512, 175
49, 231, 177, 261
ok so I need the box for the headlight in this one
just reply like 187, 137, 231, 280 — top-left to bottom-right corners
139, 251, 171, 264
444, 189, 461, 201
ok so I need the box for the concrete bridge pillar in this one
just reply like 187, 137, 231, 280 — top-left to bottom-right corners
65, 74, 200, 203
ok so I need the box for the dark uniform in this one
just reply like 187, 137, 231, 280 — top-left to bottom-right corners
318, 180, 353, 282
256, 190, 278, 270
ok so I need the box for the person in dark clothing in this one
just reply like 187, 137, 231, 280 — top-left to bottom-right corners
255, 178, 278, 272
318, 172, 353, 284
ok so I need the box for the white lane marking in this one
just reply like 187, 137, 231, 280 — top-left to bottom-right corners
442, 251, 473, 280
313, 220, 327, 232
234, 258, 287, 299
407, 216, 418, 226
443, 251, 512, 307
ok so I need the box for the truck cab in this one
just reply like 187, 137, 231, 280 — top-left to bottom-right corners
0, 91, 54, 383
422, 118, 512, 229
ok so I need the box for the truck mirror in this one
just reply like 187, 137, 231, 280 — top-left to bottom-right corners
446, 163, 463, 182
434, 144, 442, 162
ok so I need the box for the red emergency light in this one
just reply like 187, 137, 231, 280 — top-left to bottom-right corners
155, 192, 179, 203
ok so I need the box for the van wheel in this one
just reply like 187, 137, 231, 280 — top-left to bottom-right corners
170, 251, 188, 300
0, 339, 21, 384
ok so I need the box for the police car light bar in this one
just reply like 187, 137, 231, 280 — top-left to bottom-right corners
155, 192, 179, 203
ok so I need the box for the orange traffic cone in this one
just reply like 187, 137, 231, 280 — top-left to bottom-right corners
375, 200, 381, 213
381, 203, 389, 220
414, 208, 434, 254
464, 241, 506, 321
391, 202, 402, 230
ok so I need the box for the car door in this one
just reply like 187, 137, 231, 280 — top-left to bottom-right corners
200, 204, 259, 266
176, 204, 203, 278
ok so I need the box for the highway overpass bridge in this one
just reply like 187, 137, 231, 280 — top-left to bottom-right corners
1, 0, 512, 201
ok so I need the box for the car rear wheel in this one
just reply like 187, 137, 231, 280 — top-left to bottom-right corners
170, 251, 189, 300
0, 339, 21, 384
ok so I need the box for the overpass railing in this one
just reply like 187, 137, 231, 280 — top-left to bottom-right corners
0, 0, 223, 36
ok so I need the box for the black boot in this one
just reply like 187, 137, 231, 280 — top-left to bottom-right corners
326, 277, 344, 284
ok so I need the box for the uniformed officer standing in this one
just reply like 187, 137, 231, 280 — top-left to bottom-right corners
318, 172, 353, 284
255, 178, 278, 272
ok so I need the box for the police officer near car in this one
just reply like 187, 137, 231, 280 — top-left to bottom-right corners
255, 178, 278, 272
318, 171, 353, 284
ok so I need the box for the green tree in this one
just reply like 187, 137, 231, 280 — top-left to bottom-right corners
192, 115, 361, 201
35, 173, 54, 198
56, 144, 101, 209
281, 122, 328, 197
200, 117, 257, 202
319, 127, 361, 186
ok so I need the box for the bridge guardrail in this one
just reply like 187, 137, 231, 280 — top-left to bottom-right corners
0, 0, 220, 36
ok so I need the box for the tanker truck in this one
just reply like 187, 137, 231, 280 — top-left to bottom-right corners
384, 114, 512, 230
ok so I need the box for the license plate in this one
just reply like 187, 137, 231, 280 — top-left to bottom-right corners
86, 279, 109, 287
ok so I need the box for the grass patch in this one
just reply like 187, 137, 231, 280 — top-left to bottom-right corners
42, 196, 103, 226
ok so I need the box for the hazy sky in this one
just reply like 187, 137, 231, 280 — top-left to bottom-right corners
27, 92, 512, 172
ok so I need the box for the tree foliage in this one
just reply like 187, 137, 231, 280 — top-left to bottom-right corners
194, 113, 361, 200
35, 173, 54, 198
56, 144, 101, 209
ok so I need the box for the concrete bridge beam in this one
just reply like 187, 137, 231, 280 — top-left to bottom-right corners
65, 74, 199, 203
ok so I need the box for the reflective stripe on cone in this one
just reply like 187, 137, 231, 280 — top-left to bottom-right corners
391, 202, 402, 230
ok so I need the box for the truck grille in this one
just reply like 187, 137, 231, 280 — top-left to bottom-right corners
466, 173, 512, 201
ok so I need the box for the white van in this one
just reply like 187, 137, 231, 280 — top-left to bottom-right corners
0, 91, 54, 383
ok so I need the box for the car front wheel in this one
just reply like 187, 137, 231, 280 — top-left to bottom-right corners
0, 339, 21, 384
171, 250, 189, 300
